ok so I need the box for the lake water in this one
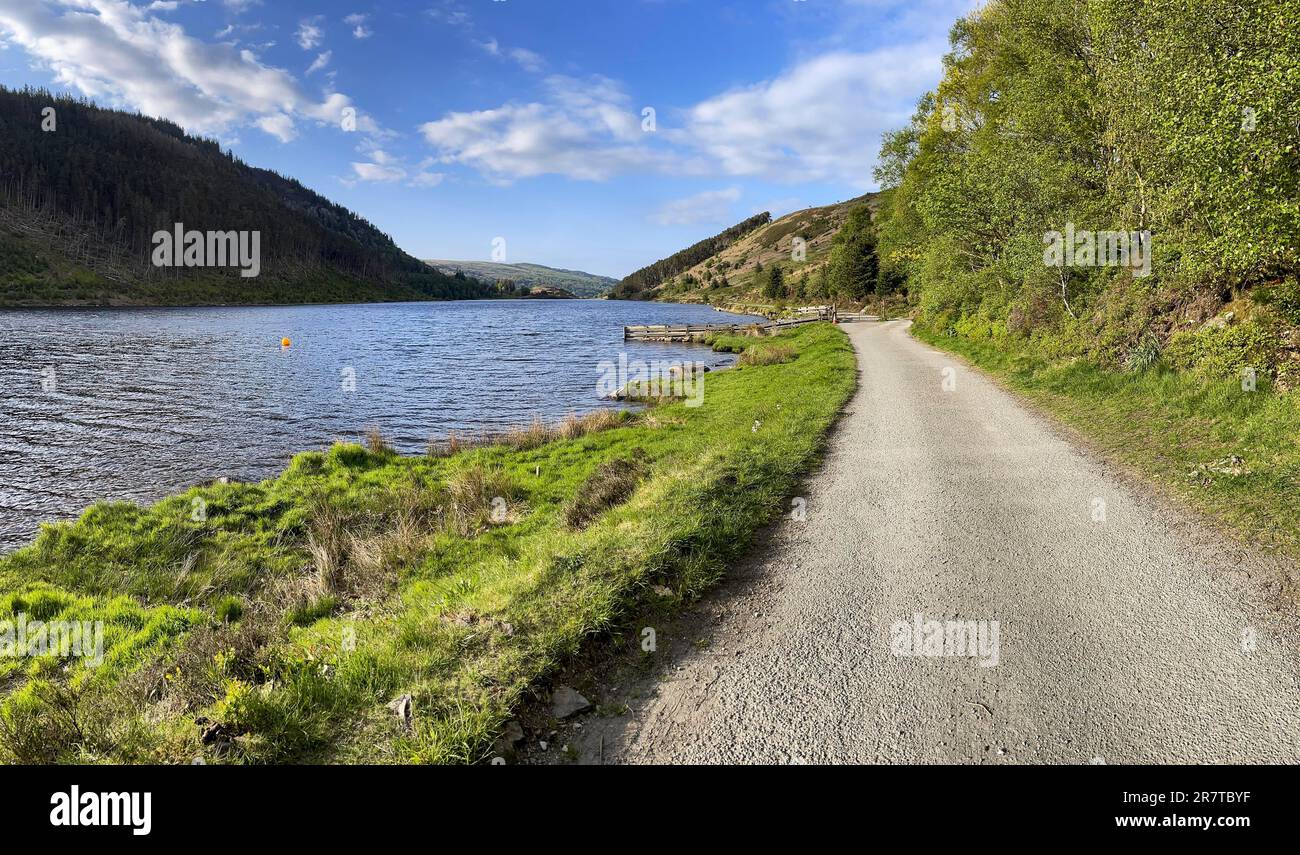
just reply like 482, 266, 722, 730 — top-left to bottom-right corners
0, 300, 760, 551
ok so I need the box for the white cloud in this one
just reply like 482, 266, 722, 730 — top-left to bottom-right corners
651, 187, 742, 227
214, 20, 264, 43
476, 38, 544, 72
222, 0, 260, 13
417, 43, 943, 187
682, 46, 944, 187
424, 2, 471, 29
295, 19, 322, 50
345, 14, 371, 39
0, 0, 363, 144
257, 113, 296, 143
346, 149, 445, 189
419, 75, 671, 182
306, 50, 330, 75
350, 160, 405, 182
508, 47, 544, 73
410, 170, 445, 187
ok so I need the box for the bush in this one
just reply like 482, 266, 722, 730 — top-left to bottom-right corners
215, 596, 244, 623
1165, 320, 1280, 380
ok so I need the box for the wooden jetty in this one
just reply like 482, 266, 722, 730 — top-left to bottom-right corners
623, 323, 750, 342
624, 310, 879, 342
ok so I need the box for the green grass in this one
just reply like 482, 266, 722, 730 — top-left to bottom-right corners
0, 322, 855, 764
914, 325, 1300, 560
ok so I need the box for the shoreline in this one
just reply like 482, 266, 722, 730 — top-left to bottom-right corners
0, 322, 855, 764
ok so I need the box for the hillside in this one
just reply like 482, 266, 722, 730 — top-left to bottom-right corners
423, 260, 615, 297
0, 86, 496, 307
615, 195, 877, 306
611, 211, 769, 301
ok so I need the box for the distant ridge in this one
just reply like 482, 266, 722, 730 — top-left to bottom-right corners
424, 260, 617, 297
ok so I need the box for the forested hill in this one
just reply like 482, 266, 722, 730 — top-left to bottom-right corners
612, 195, 878, 305
0, 86, 495, 306
611, 211, 772, 300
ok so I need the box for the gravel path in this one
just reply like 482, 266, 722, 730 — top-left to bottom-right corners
560, 320, 1300, 764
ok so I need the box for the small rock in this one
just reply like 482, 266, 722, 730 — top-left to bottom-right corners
199, 720, 229, 745
491, 719, 526, 757
388, 694, 413, 729
550, 686, 592, 719
539, 740, 549, 750
1203, 311, 1236, 331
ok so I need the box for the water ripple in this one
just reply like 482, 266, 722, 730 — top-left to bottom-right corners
0, 299, 757, 550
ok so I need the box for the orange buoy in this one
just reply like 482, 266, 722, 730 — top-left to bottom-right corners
281, 337, 291, 347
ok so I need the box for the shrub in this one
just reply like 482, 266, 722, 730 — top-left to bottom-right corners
1165, 320, 1279, 380
1124, 333, 1163, 372
563, 457, 648, 529
738, 344, 796, 366
215, 596, 244, 623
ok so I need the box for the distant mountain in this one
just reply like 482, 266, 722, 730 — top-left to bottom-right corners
0, 86, 498, 307
423, 260, 616, 298
613, 194, 878, 304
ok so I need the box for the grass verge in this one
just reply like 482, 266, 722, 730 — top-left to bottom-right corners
913, 325, 1300, 560
0, 322, 854, 764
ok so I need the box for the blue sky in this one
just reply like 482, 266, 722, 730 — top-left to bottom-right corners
0, 0, 979, 278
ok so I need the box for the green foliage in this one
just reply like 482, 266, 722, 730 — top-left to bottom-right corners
874, 0, 1300, 374
214, 596, 244, 624
1165, 320, 1281, 381
826, 205, 878, 301
424, 261, 615, 298
1124, 332, 1163, 373
761, 264, 785, 300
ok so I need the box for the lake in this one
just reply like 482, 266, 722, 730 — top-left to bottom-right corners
0, 299, 761, 551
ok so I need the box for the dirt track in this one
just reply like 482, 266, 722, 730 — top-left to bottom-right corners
555, 320, 1300, 764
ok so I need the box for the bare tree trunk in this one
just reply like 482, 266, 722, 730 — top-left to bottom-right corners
1059, 269, 1078, 320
